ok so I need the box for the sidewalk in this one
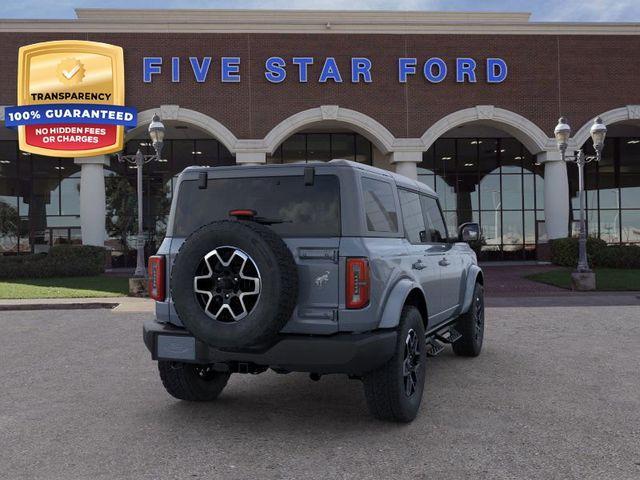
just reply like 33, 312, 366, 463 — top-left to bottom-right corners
0, 296, 154, 313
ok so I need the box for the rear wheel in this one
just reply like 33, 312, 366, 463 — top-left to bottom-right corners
158, 361, 230, 401
452, 282, 484, 357
362, 305, 427, 422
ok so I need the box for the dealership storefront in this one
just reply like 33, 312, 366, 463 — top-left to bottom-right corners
0, 9, 639, 263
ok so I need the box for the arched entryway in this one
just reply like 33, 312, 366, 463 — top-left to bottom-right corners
569, 108, 640, 246
418, 108, 552, 260
106, 112, 236, 267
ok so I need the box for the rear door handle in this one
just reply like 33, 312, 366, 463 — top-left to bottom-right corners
412, 260, 426, 270
438, 258, 450, 267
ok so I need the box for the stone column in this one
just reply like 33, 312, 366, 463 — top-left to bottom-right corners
538, 151, 569, 240
391, 151, 422, 180
74, 155, 109, 246
236, 151, 266, 165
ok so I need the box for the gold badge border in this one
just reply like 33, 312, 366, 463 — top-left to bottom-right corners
17, 40, 125, 158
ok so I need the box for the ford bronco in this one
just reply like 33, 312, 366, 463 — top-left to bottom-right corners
143, 160, 484, 422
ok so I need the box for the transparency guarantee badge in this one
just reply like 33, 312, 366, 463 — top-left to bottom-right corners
5, 40, 136, 157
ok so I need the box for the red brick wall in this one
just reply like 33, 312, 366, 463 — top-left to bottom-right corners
0, 32, 638, 140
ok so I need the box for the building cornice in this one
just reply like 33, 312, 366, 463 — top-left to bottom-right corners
0, 9, 638, 35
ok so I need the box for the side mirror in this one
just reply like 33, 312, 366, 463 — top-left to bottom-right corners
458, 222, 480, 243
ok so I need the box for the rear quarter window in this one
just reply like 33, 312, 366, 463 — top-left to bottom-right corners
361, 177, 398, 233
173, 174, 341, 237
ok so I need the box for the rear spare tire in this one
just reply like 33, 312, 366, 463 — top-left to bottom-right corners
171, 220, 298, 348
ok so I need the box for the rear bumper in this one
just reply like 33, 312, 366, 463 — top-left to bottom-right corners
143, 320, 397, 375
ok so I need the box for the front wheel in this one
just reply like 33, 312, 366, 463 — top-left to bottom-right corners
158, 361, 231, 401
362, 305, 427, 423
452, 282, 485, 357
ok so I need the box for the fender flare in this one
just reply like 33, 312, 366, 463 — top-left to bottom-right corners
378, 278, 425, 329
460, 265, 483, 314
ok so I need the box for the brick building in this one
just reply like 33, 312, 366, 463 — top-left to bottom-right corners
0, 9, 639, 262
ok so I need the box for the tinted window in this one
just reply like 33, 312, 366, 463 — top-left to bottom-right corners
399, 189, 427, 244
362, 177, 398, 233
174, 175, 340, 237
420, 195, 448, 242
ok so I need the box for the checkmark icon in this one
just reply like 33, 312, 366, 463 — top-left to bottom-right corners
62, 64, 80, 79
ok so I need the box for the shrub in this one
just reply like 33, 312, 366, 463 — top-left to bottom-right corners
0, 245, 107, 279
550, 237, 640, 269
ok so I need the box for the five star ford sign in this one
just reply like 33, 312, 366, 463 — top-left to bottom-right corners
5, 40, 137, 157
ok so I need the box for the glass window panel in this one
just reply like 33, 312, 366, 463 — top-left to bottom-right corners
420, 147, 435, 171
32, 155, 59, 178
535, 174, 544, 210
500, 138, 523, 174
434, 138, 455, 175
598, 181, 619, 209
481, 210, 501, 247
17, 152, 31, 180
501, 174, 523, 210
435, 174, 456, 212
620, 174, 640, 209
455, 209, 475, 226
417, 172, 435, 190
361, 178, 398, 233
478, 138, 499, 175
51, 228, 70, 246
523, 174, 536, 210
31, 178, 60, 216
219, 144, 234, 166
171, 140, 196, 175
267, 145, 283, 164
457, 138, 478, 173
479, 175, 501, 212
442, 211, 458, 239
399, 190, 426, 243
455, 175, 479, 211
524, 211, 536, 244
621, 210, 640, 243
0, 190, 20, 253
148, 177, 172, 218
306, 134, 331, 162
60, 177, 80, 215
70, 227, 82, 245
620, 137, 640, 174
420, 196, 448, 242
331, 134, 355, 161
59, 157, 81, 177
282, 134, 306, 163
194, 139, 219, 166
45, 216, 81, 227
502, 211, 524, 247
599, 209, 620, 243
0, 141, 18, 177
355, 134, 372, 164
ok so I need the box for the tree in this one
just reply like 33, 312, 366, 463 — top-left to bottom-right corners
0, 201, 20, 251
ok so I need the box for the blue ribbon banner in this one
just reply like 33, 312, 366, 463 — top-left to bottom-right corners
4, 104, 137, 128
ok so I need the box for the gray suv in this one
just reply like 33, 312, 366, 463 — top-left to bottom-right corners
143, 160, 484, 422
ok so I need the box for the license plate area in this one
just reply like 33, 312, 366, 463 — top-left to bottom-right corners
156, 335, 196, 361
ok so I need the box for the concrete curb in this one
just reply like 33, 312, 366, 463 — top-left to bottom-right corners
0, 302, 119, 311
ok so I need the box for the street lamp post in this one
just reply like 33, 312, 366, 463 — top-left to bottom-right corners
553, 116, 607, 287
117, 113, 166, 277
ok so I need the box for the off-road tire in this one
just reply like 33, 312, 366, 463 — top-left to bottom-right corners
170, 220, 298, 349
158, 361, 230, 401
452, 282, 484, 357
362, 305, 427, 423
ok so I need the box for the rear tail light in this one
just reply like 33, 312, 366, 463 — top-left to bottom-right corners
346, 257, 370, 309
148, 255, 166, 301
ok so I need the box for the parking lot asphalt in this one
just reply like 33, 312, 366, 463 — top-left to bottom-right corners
1, 306, 639, 480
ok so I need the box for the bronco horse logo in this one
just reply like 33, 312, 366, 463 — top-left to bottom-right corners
314, 271, 330, 287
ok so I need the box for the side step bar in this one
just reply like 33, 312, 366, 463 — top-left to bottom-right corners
426, 326, 462, 357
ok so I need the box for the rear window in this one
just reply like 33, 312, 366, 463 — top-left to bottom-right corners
173, 175, 341, 237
